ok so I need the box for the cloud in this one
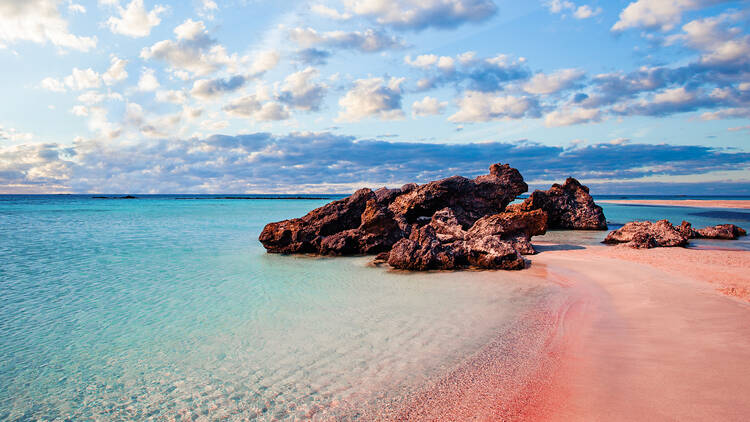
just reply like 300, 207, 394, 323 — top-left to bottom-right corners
0, 0, 96, 51
41, 77, 67, 93
223, 89, 291, 121
190, 75, 246, 99
573, 4, 602, 19
337, 77, 405, 121
102, 56, 128, 85
412, 96, 447, 116
65, 68, 101, 90
337, 0, 497, 30
296, 48, 331, 65
406, 52, 529, 92
0, 126, 33, 142
106, 0, 166, 38
544, 107, 600, 126
449, 92, 539, 122
671, 13, 750, 65
155, 89, 187, 104
611, 0, 728, 32
522, 68, 585, 95
288, 27, 405, 53
545, 1, 602, 20
277, 67, 328, 111
137, 68, 160, 91
174, 18, 206, 41
2, 133, 748, 193
141, 23, 278, 78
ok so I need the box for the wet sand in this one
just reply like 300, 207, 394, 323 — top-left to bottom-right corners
598, 199, 750, 209
392, 243, 750, 421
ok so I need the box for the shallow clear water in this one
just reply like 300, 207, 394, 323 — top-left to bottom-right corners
1, 195, 748, 420
0, 196, 551, 420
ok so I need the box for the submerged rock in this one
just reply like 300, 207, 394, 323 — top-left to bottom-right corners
510, 178, 607, 230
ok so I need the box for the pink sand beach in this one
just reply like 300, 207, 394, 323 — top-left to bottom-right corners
385, 243, 750, 421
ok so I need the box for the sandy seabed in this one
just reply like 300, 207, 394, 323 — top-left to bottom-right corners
379, 243, 750, 421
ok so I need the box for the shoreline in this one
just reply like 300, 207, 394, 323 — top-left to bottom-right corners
598, 199, 750, 209
389, 243, 750, 420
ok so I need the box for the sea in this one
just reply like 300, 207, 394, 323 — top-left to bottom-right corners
1, 194, 748, 420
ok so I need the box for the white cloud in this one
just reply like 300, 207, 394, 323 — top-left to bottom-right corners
64, 68, 102, 90
102, 56, 129, 85
449, 92, 538, 122
544, 107, 601, 126
198, 0, 218, 19
405, 54, 455, 72
311, 4, 352, 20
338, 0, 497, 30
545, 1, 601, 19
277, 67, 327, 111
223, 94, 290, 121
337, 77, 405, 121
174, 19, 206, 40
141, 32, 277, 78
156, 89, 187, 104
0, 126, 33, 142
674, 14, 750, 65
0, 0, 96, 51
106, 0, 166, 37
573, 5, 601, 19
70, 105, 89, 116
611, 0, 723, 32
77, 91, 106, 104
289, 27, 404, 53
412, 96, 447, 116
137, 68, 160, 91
523, 68, 585, 95
41, 77, 67, 92
68, 2, 86, 13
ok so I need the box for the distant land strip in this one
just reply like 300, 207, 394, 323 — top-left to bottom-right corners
599, 199, 750, 209
91, 196, 334, 200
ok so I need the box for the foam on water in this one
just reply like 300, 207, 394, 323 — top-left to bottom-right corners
0, 197, 553, 420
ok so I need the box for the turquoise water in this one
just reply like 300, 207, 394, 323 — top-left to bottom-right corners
1, 195, 748, 420
0, 196, 551, 420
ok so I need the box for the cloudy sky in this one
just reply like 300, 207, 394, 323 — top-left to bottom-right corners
1, 0, 749, 194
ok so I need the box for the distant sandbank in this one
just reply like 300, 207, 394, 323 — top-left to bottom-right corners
599, 199, 750, 209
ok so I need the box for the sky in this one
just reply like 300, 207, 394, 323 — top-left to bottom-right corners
0, 0, 749, 194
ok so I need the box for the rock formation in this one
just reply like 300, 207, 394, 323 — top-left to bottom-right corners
603, 220, 746, 248
260, 163, 530, 258
603, 220, 689, 248
385, 208, 547, 270
509, 178, 607, 230
693, 224, 747, 240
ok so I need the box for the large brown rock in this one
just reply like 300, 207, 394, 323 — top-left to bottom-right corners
388, 163, 527, 229
384, 207, 538, 271
259, 188, 375, 254
511, 178, 606, 230
603, 220, 689, 248
259, 163, 605, 270
259, 163, 529, 257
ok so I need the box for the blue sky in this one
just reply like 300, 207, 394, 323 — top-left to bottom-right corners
0, 0, 749, 193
